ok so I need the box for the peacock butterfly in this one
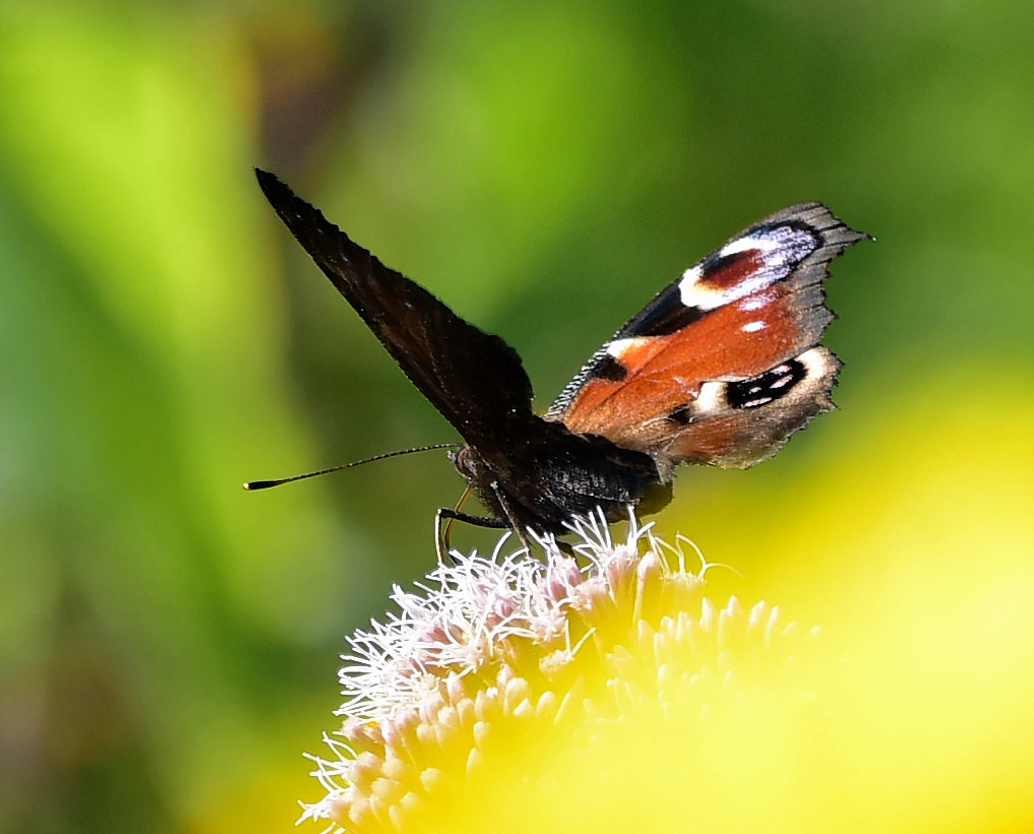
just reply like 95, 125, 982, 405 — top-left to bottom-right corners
253, 170, 867, 556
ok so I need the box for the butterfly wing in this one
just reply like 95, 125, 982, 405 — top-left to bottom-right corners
256, 170, 535, 450
546, 203, 867, 469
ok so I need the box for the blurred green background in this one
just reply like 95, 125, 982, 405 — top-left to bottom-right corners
2, 1, 1032, 832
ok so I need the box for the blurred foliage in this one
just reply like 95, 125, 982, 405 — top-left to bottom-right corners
0, 0, 1031, 832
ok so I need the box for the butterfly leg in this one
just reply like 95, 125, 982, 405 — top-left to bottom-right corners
434, 507, 509, 564
487, 482, 539, 556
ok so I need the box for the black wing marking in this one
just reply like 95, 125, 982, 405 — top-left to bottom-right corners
256, 169, 535, 449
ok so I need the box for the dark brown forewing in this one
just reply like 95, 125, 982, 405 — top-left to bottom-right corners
256, 170, 534, 449
547, 203, 867, 467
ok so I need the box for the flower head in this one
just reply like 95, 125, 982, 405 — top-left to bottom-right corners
301, 514, 824, 833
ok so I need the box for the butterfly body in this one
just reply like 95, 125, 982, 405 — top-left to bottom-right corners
255, 170, 867, 549
448, 420, 672, 537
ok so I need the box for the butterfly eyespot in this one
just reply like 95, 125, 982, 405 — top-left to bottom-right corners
725, 360, 807, 409
698, 250, 754, 289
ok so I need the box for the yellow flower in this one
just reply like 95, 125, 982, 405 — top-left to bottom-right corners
301, 515, 830, 834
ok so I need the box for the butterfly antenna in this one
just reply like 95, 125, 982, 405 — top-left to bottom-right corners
243, 443, 459, 491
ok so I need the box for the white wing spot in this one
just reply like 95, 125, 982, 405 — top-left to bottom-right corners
696, 381, 726, 414
737, 290, 776, 312
719, 234, 781, 256
606, 336, 653, 359
680, 264, 704, 284
679, 274, 733, 311
796, 346, 835, 378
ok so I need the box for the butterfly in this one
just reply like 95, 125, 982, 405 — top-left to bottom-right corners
255, 169, 867, 557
